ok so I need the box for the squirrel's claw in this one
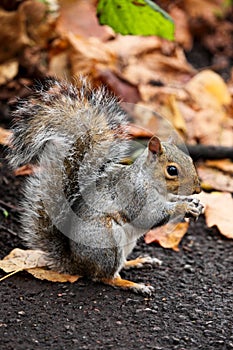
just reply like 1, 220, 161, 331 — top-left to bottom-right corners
185, 199, 204, 220
135, 284, 155, 296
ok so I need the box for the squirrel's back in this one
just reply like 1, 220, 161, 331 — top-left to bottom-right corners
8, 77, 130, 274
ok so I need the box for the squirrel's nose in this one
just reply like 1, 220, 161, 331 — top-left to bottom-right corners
193, 184, 201, 194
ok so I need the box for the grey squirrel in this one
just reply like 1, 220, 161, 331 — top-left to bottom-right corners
9, 77, 203, 295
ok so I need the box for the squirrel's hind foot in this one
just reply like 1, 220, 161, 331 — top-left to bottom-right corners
101, 276, 154, 296
124, 255, 162, 270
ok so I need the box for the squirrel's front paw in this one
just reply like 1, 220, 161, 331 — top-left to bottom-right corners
185, 198, 204, 220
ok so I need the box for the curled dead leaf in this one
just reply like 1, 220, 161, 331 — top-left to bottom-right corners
0, 248, 47, 273
145, 221, 189, 251
0, 248, 79, 283
199, 192, 233, 239
26, 268, 80, 283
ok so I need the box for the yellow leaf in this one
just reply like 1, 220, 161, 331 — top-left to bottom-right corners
0, 248, 79, 283
145, 222, 189, 251
27, 268, 80, 283
186, 70, 231, 109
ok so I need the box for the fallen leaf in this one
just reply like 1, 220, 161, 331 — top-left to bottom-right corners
0, 0, 58, 63
161, 95, 187, 137
0, 60, 18, 85
198, 164, 233, 192
0, 7, 30, 63
186, 70, 231, 109
198, 192, 233, 239
26, 267, 79, 283
125, 123, 153, 138
95, 68, 141, 103
0, 128, 12, 146
189, 108, 226, 145
170, 6, 192, 50
0, 248, 47, 273
0, 248, 79, 283
57, 0, 112, 40
145, 221, 189, 251
203, 19, 233, 58
182, 0, 225, 23
205, 159, 233, 174
68, 33, 117, 77
14, 164, 35, 176
124, 46, 195, 86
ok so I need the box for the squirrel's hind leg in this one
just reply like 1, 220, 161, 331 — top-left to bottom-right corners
124, 256, 162, 270
101, 275, 154, 296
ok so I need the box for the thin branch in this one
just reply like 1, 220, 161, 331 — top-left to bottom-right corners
187, 144, 233, 161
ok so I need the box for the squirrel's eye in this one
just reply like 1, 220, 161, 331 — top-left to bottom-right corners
167, 165, 178, 177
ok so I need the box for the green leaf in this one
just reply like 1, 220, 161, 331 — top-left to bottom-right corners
0, 207, 9, 218
97, 0, 174, 41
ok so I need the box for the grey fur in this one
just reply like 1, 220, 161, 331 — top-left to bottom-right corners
8, 77, 203, 286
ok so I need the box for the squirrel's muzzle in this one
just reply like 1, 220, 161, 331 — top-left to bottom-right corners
193, 184, 201, 194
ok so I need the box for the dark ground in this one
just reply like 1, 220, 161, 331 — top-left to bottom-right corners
0, 150, 233, 350
0, 42, 233, 349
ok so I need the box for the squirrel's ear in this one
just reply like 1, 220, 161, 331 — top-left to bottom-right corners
148, 136, 162, 160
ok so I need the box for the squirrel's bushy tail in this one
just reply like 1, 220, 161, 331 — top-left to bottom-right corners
9, 77, 129, 168
7, 77, 130, 273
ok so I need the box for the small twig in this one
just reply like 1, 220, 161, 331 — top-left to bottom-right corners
187, 144, 233, 161
0, 269, 22, 282
0, 225, 18, 236
0, 199, 23, 212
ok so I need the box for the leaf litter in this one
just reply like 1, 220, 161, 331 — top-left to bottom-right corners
0, 0, 232, 269
0, 248, 79, 283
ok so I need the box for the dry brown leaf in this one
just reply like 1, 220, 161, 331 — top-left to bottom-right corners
0, 7, 30, 63
49, 51, 70, 80
124, 47, 195, 87
189, 108, 226, 145
0, 248, 79, 283
182, 0, 225, 23
0, 128, 12, 146
125, 123, 153, 138
95, 68, 140, 103
205, 160, 233, 174
57, 0, 112, 40
170, 6, 192, 50
198, 164, 233, 192
145, 222, 189, 251
19, 0, 58, 47
68, 33, 117, 77
160, 95, 187, 137
0, 248, 47, 273
198, 192, 233, 239
26, 267, 79, 283
106, 35, 164, 58
14, 164, 35, 176
0, 1, 58, 63
186, 70, 231, 109
0, 60, 18, 85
